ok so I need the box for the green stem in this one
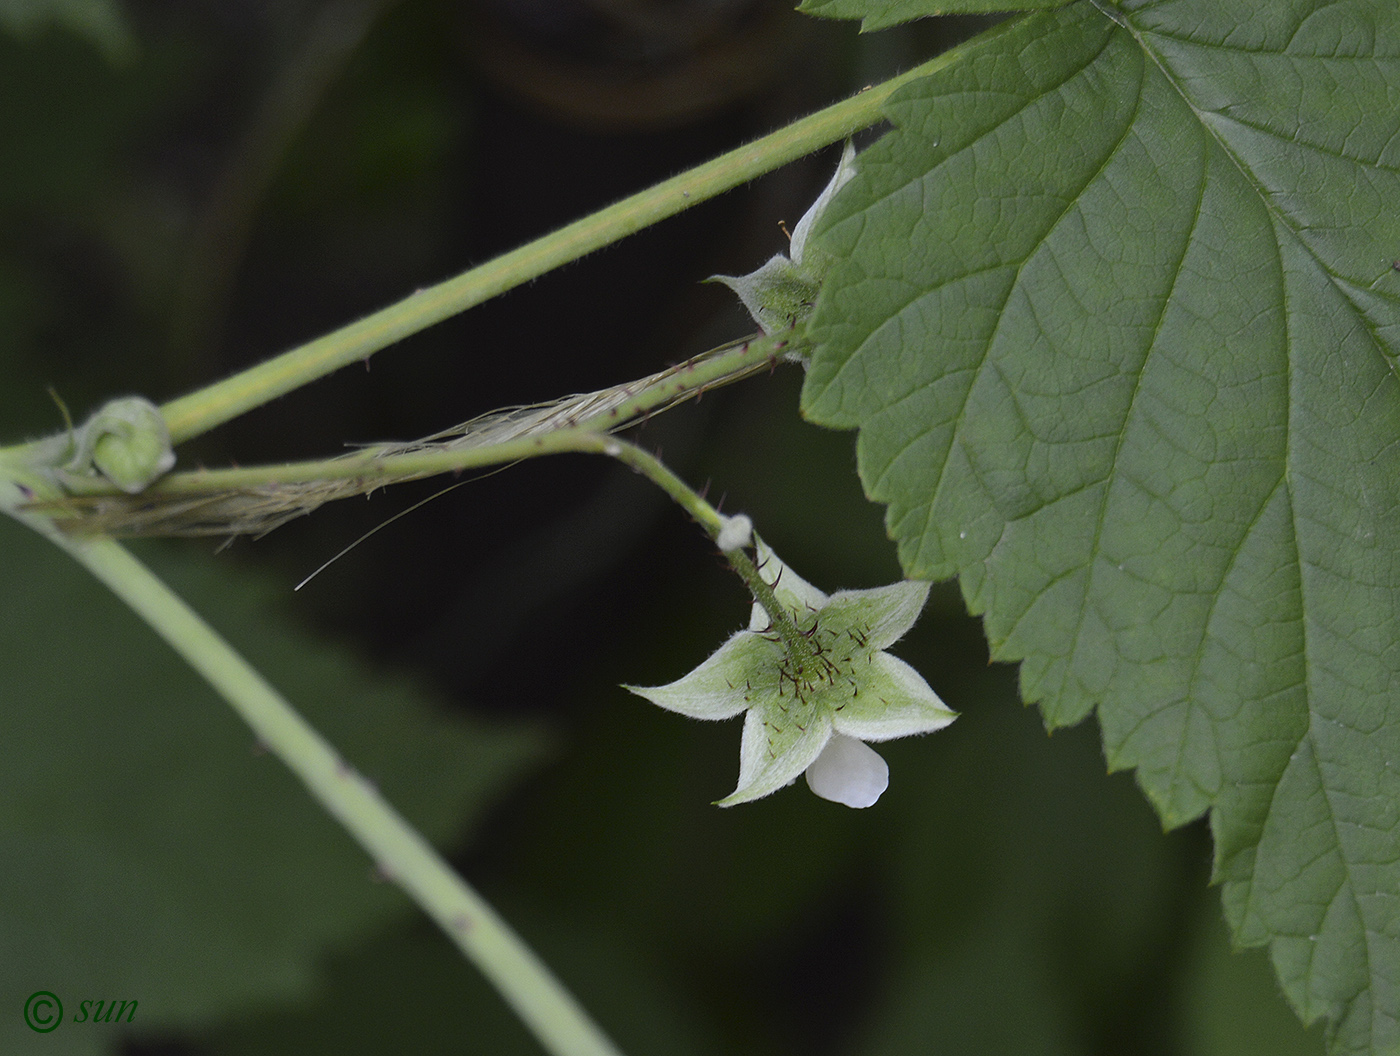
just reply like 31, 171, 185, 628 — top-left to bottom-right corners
60, 534, 624, 1056
157, 45, 972, 445
156, 334, 787, 494
594, 437, 815, 662
28, 333, 801, 539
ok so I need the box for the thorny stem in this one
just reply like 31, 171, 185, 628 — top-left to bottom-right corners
591, 436, 816, 664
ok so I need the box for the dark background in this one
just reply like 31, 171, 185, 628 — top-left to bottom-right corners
0, 2, 1323, 1054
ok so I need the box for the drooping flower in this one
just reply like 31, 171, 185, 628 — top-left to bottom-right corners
626, 542, 955, 807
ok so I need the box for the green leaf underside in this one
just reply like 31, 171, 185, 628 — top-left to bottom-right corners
797, 0, 1071, 35
803, 2, 1400, 1053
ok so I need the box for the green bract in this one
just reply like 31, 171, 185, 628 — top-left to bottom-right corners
710, 142, 857, 337
627, 542, 955, 807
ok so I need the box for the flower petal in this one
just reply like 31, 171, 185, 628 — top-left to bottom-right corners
624, 631, 776, 721
748, 539, 828, 631
717, 707, 833, 807
822, 579, 931, 651
804, 734, 888, 808
831, 652, 956, 742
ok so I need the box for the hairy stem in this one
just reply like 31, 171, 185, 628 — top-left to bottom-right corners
593, 437, 815, 662
161, 335, 784, 492
61, 535, 624, 1056
28, 333, 801, 539
156, 43, 976, 445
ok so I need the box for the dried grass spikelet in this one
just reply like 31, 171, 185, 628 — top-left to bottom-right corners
27, 336, 772, 540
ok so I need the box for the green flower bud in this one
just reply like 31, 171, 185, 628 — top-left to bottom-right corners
62, 397, 176, 494
709, 142, 857, 336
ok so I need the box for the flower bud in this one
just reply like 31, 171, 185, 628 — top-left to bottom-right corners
61, 397, 176, 494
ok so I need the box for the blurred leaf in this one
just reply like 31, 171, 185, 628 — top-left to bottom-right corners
1178, 906, 1325, 1056
0, 29, 140, 214
0, 0, 134, 64
854, 692, 1185, 1056
210, 902, 722, 1056
0, 517, 546, 1053
804, 2, 1400, 1051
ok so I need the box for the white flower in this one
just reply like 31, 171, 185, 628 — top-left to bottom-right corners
626, 541, 955, 807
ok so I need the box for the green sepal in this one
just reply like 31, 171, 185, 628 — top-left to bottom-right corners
719, 708, 834, 807
831, 652, 957, 742
624, 633, 776, 722
707, 259, 822, 337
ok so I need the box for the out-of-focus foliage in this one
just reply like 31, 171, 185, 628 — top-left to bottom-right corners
0, 518, 547, 1055
0, 0, 134, 63
0, 6, 1322, 1056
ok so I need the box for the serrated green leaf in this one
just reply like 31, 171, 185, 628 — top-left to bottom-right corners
797, 0, 1069, 34
0, 518, 545, 1052
802, 2, 1400, 1053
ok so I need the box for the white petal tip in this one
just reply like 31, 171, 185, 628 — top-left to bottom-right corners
805, 734, 888, 808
